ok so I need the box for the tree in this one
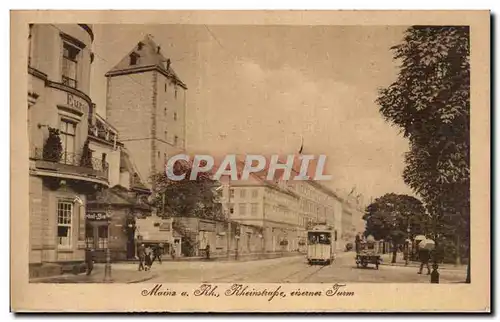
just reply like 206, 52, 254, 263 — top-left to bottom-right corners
150, 161, 225, 221
376, 26, 470, 280
80, 139, 93, 168
364, 193, 428, 263
42, 127, 63, 162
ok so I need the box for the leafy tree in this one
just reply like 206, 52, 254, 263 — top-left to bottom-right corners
364, 193, 428, 263
80, 139, 93, 168
376, 26, 470, 280
151, 161, 225, 221
42, 127, 63, 162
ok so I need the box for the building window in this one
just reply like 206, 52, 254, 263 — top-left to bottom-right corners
129, 52, 139, 65
164, 131, 167, 141
57, 201, 73, 248
239, 203, 246, 216
251, 203, 258, 216
62, 42, 80, 88
228, 203, 234, 214
229, 189, 235, 199
28, 24, 33, 66
174, 112, 177, 121
59, 119, 76, 162
164, 107, 167, 116
252, 189, 258, 198
97, 225, 108, 249
164, 152, 167, 161
165, 83, 167, 92
240, 189, 246, 198
175, 87, 178, 99
174, 135, 178, 146
158, 151, 160, 158
85, 224, 94, 249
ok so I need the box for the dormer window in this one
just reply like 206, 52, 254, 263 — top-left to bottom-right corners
137, 42, 144, 50
129, 52, 139, 66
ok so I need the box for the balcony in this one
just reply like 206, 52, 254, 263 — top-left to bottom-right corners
30, 147, 109, 185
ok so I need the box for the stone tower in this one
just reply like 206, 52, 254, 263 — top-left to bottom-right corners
105, 34, 187, 188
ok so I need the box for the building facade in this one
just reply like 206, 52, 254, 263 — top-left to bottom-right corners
105, 35, 187, 188
28, 24, 103, 277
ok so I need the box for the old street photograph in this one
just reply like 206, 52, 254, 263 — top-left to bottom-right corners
27, 24, 470, 284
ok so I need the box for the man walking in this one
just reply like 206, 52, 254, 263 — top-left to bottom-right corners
137, 243, 146, 271
418, 245, 431, 275
152, 244, 163, 265
85, 248, 95, 276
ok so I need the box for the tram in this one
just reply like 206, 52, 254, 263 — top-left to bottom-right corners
306, 224, 336, 265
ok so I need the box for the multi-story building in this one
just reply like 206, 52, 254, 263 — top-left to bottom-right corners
219, 158, 346, 254
28, 24, 104, 277
85, 107, 152, 262
105, 34, 187, 188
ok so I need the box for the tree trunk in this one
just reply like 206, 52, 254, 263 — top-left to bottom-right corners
391, 244, 397, 263
455, 233, 461, 266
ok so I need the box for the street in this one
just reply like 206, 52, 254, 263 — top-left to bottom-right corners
105, 252, 467, 284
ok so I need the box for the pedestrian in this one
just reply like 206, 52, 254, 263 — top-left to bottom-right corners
152, 244, 163, 264
137, 243, 146, 271
403, 242, 409, 266
205, 244, 210, 260
355, 233, 361, 253
145, 248, 153, 271
85, 248, 95, 276
171, 247, 176, 260
417, 245, 431, 275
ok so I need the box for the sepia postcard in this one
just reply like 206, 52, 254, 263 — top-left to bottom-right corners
11, 10, 490, 312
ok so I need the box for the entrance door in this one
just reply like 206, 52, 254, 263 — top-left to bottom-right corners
173, 238, 181, 257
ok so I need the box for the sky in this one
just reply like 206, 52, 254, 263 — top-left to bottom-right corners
89, 24, 415, 202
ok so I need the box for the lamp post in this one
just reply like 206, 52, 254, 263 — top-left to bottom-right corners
430, 208, 440, 284
103, 208, 113, 283
235, 235, 240, 260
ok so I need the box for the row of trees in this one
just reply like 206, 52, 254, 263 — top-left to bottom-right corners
368, 26, 470, 281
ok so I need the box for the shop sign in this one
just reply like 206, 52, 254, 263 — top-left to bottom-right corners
67, 94, 87, 113
86, 212, 111, 221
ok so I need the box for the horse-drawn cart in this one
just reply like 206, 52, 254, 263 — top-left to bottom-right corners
355, 236, 382, 269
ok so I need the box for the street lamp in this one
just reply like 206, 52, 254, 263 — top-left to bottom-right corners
103, 207, 113, 283
235, 235, 240, 260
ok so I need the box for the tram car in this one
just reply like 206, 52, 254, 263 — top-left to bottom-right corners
306, 224, 336, 265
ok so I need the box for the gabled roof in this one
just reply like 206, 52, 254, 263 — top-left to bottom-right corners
105, 34, 187, 89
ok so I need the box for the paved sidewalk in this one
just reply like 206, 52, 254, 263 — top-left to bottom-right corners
30, 264, 157, 284
118, 251, 302, 264
378, 253, 467, 271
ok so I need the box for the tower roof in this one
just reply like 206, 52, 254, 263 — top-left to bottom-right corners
105, 34, 187, 89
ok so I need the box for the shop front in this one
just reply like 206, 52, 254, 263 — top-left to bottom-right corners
85, 210, 111, 262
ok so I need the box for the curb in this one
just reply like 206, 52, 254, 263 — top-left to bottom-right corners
128, 274, 158, 284
379, 262, 466, 271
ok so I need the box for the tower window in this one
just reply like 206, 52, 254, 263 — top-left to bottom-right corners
165, 83, 167, 92
129, 52, 139, 66
174, 112, 177, 121
174, 135, 178, 146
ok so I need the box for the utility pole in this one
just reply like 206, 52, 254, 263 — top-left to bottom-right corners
103, 206, 113, 283
226, 177, 232, 258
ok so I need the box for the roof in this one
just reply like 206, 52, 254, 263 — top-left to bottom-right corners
119, 147, 151, 192
105, 34, 187, 89
87, 185, 151, 211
